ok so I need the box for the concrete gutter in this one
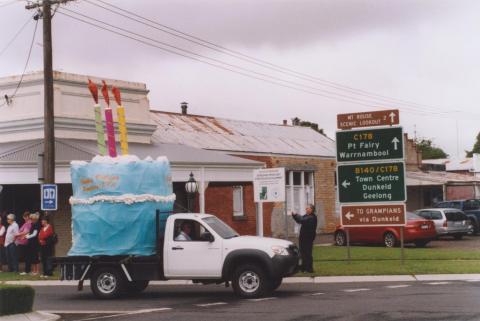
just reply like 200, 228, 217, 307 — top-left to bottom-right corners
4, 274, 480, 286
0, 311, 59, 321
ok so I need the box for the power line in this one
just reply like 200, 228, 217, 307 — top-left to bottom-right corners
57, 8, 443, 116
0, 14, 32, 57
84, 0, 449, 114
0, 17, 38, 107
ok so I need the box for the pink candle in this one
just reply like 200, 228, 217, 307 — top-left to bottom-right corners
101, 81, 117, 157
104, 107, 117, 157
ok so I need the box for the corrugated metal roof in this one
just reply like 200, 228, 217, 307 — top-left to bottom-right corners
0, 139, 263, 167
407, 170, 480, 186
150, 111, 336, 157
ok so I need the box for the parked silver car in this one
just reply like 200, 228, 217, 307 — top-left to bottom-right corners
415, 208, 469, 239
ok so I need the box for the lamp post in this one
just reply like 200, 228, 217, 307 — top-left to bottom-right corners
185, 172, 199, 213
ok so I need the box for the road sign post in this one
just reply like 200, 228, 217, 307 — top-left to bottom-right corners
337, 109, 400, 129
41, 184, 57, 211
336, 109, 406, 261
337, 162, 406, 204
336, 127, 404, 163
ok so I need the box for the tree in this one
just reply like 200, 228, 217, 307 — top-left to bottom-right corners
466, 132, 480, 157
292, 117, 325, 135
416, 138, 448, 160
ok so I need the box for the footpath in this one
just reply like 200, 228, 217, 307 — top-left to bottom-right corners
4, 273, 480, 287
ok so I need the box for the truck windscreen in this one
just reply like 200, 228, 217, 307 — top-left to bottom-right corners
203, 217, 239, 239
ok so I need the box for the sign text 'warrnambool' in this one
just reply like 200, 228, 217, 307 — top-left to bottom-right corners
336, 127, 404, 163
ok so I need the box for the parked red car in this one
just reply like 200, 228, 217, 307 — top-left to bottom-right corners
334, 212, 436, 247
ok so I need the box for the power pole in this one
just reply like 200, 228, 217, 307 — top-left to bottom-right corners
26, 0, 75, 184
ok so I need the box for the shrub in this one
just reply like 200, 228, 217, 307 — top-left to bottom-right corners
0, 285, 35, 316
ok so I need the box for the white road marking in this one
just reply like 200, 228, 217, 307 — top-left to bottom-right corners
196, 302, 228, 307
343, 288, 370, 292
40, 310, 129, 314
247, 297, 277, 302
302, 292, 325, 296
426, 282, 451, 285
72, 308, 172, 321
385, 285, 411, 289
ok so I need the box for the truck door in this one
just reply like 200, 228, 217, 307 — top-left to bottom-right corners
165, 218, 223, 278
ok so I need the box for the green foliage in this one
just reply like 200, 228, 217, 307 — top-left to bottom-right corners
415, 138, 448, 159
0, 285, 35, 316
466, 132, 480, 157
292, 117, 325, 135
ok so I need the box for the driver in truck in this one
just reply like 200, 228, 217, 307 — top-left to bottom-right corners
175, 221, 193, 241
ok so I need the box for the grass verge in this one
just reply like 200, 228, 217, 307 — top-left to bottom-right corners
297, 246, 480, 276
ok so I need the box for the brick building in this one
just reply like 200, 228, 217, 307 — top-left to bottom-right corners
150, 107, 337, 237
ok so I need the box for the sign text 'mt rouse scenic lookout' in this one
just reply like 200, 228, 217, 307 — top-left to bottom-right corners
336, 109, 406, 227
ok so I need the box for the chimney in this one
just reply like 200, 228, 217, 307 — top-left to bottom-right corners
181, 102, 188, 115
283, 120, 288, 126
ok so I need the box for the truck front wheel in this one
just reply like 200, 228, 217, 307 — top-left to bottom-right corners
90, 267, 125, 299
232, 264, 270, 298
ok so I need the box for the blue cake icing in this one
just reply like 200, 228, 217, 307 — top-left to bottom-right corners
68, 155, 175, 256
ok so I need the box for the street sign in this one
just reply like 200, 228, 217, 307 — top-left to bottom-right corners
336, 127, 404, 163
41, 184, 58, 211
337, 161, 406, 203
253, 168, 285, 203
340, 204, 406, 227
337, 109, 399, 129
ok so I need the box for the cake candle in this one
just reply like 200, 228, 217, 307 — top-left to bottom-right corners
112, 86, 128, 155
87, 79, 106, 156
101, 80, 117, 158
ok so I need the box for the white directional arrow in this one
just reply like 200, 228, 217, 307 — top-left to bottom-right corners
345, 212, 354, 220
342, 180, 351, 189
391, 137, 400, 150
389, 112, 396, 123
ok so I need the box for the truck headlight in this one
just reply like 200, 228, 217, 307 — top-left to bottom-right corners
271, 245, 289, 256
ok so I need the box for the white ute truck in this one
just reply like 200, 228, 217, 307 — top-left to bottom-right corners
53, 211, 299, 299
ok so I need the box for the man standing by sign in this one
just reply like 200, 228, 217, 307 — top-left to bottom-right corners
291, 204, 317, 273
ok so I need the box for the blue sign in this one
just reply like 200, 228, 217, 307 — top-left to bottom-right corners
41, 184, 57, 211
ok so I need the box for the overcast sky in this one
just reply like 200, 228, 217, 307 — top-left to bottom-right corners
1, 0, 479, 158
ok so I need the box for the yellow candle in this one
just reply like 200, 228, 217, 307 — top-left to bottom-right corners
117, 105, 128, 155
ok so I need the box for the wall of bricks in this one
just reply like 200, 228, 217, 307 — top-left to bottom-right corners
204, 182, 259, 236
232, 154, 338, 236
446, 185, 475, 200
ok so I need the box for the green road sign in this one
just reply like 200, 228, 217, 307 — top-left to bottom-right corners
336, 127, 403, 163
337, 161, 406, 203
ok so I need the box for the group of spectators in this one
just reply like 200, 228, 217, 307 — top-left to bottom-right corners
0, 211, 55, 277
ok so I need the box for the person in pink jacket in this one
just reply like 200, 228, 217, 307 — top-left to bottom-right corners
16, 212, 32, 275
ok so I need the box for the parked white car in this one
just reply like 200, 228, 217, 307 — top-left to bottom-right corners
415, 208, 470, 239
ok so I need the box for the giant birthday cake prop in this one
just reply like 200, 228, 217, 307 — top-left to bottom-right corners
68, 81, 175, 256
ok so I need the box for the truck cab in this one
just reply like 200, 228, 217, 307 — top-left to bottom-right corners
55, 213, 299, 299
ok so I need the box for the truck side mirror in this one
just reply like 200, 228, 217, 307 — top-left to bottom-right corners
200, 232, 214, 242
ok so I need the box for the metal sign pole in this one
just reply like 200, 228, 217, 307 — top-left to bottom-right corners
346, 227, 351, 263
400, 226, 405, 265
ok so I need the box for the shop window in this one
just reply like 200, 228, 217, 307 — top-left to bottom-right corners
233, 186, 244, 217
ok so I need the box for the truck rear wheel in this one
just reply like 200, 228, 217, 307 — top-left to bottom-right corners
232, 264, 270, 298
125, 280, 149, 293
90, 267, 125, 299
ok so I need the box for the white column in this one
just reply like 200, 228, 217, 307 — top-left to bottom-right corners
256, 202, 264, 236
300, 171, 305, 212
200, 167, 206, 213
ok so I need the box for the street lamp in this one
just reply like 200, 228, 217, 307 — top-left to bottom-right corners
185, 172, 198, 213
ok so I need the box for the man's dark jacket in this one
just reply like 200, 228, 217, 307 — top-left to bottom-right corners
292, 213, 317, 242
